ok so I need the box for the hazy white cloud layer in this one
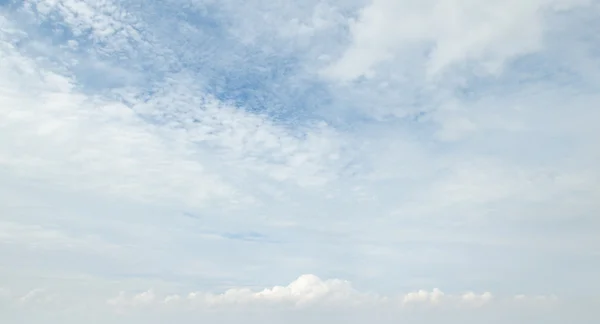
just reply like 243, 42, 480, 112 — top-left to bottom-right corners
0, 274, 583, 324
1, 0, 599, 323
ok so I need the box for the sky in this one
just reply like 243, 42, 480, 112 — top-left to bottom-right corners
1, 0, 599, 323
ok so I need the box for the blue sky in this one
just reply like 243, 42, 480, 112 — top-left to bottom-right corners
1, 0, 599, 323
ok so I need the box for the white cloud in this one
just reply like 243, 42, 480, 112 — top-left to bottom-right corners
0, 17, 347, 213
19, 289, 49, 304
107, 290, 156, 308
0, 275, 558, 313
108, 274, 381, 309
461, 291, 494, 307
514, 294, 559, 304
401, 288, 494, 308
1, 1, 600, 323
29, 0, 146, 53
402, 288, 445, 304
323, 0, 594, 81
98, 274, 563, 313
0, 277, 591, 324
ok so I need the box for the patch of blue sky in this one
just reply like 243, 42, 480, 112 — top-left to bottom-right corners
5, 8, 146, 95
71, 4, 339, 131
3, 1, 356, 136
10, 4, 85, 47
0, 0, 18, 9
175, 54, 334, 128
99, 2, 351, 130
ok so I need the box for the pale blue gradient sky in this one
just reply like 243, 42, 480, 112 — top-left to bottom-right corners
1, 0, 599, 323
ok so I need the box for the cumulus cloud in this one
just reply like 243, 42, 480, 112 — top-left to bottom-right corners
401, 288, 494, 308
102, 275, 556, 312
0, 277, 582, 324
108, 275, 382, 309
402, 288, 446, 305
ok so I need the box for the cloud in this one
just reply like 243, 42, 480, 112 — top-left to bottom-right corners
0, 17, 339, 213
323, 0, 594, 81
460, 291, 494, 307
400, 288, 494, 309
102, 275, 562, 312
1, 0, 600, 323
0, 275, 557, 313
402, 288, 444, 304
0, 277, 591, 324
513, 294, 559, 304
0, 38, 236, 208
107, 274, 380, 309
0, 288, 66, 311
